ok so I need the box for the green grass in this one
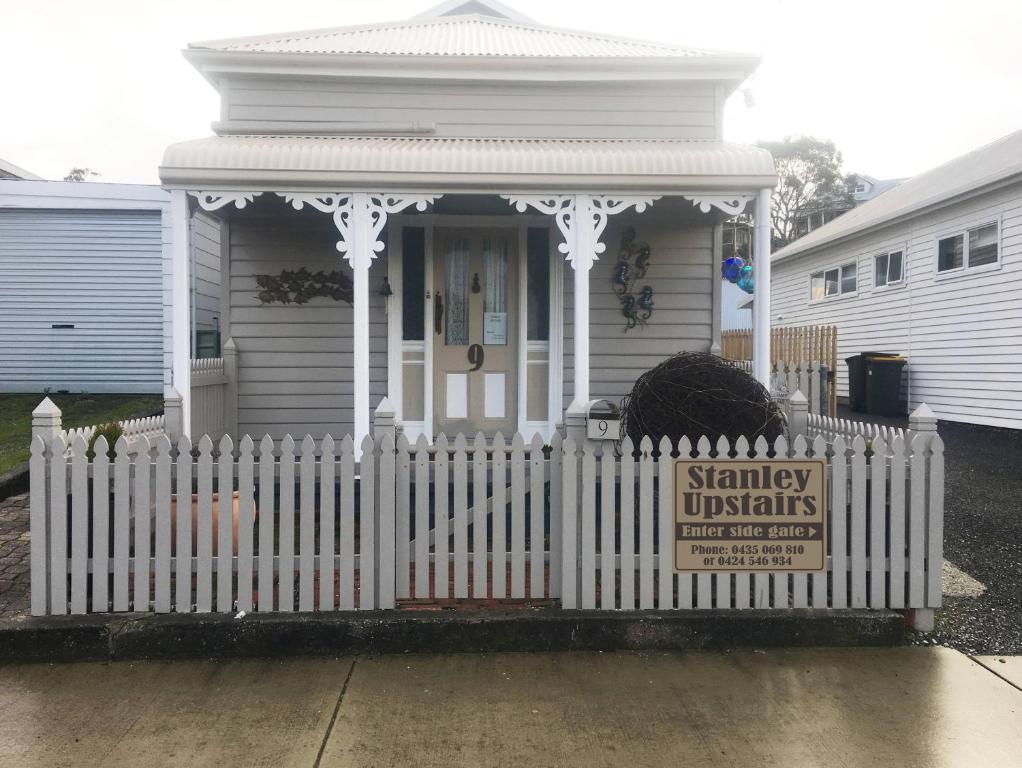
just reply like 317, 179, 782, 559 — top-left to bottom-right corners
0, 394, 163, 474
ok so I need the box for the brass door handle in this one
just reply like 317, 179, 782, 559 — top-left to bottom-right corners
434, 292, 443, 335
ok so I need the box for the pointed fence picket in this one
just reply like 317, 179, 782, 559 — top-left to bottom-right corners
28, 421, 943, 619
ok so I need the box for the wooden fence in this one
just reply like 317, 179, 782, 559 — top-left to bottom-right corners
722, 325, 838, 415
191, 357, 227, 441
732, 360, 830, 417
30, 400, 944, 621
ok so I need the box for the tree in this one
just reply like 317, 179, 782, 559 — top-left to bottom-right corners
63, 167, 99, 182
757, 136, 853, 247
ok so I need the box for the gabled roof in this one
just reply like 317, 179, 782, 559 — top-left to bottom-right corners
774, 129, 1022, 263
189, 4, 745, 60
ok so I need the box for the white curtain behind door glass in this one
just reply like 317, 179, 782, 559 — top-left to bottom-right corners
483, 237, 508, 345
445, 239, 470, 345
484, 238, 508, 313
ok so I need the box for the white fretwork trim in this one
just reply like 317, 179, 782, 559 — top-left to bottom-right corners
188, 191, 263, 211
683, 193, 758, 217
502, 194, 659, 271
280, 192, 439, 268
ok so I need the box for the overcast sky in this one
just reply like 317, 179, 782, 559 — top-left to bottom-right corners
3, 0, 1020, 184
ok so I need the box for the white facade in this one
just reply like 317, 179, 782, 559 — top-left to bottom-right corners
771, 131, 1022, 429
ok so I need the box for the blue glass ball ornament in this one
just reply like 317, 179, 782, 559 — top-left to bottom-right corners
721, 256, 745, 283
737, 264, 755, 294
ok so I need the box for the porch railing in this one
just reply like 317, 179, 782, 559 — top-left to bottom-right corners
29, 397, 943, 624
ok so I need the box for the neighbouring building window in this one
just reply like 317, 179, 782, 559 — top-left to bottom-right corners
527, 228, 550, 341
402, 227, 425, 340
938, 222, 999, 273
874, 250, 904, 287
810, 262, 857, 300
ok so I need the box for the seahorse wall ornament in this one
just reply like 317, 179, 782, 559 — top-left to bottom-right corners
614, 226, 654, 331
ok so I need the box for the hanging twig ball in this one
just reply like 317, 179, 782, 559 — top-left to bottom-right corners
620, 352, 784, 448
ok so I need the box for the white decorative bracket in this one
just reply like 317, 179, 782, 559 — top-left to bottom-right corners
502, 194, 659, 271
188, 191, 263, 211
683, 193, 758, 217
280, 192, 439, 269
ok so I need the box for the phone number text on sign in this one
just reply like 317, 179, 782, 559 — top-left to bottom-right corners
673, 459, 827, 573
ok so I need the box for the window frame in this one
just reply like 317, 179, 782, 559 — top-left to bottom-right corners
934, 216, 1003, 279
873, 246, 907, 291
809, 260, 858, 303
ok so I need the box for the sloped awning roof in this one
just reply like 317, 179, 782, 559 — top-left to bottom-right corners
160, 136, 776, 192
774, 129, 1022, 263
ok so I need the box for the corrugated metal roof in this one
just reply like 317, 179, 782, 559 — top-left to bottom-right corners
160, 136, 776, 190
774, 129, 1022, 262
191, 14, 733, 58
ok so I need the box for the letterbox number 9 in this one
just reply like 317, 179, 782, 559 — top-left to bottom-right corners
596, 420, 609, 436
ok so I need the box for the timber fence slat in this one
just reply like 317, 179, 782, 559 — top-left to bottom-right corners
154, 436, 172, 614
474, 433, 488, 600
619, 437, 635, 611
599, 444, 615, 610
530, 433, 546, 600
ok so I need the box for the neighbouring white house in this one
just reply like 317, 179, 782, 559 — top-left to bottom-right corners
0, 179, 222, 394
0, 158, 42, 181
770, 129, 1022, 429
159, 0, 778, 446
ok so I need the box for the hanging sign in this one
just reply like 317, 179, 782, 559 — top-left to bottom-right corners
483, 312, 508, 345
674, 459, 827, 572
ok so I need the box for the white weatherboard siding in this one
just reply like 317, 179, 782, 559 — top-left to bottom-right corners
190, 211, 222, 333
563, 213, 715, 407
0, 209, 164, 393
771, 182, 1022, 429
220, 79, 718, 140
229, 215, 388, 439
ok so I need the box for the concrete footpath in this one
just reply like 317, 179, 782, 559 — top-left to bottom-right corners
0, 648, 1019, 767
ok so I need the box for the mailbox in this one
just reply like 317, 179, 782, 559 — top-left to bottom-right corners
585, 399, 621, 440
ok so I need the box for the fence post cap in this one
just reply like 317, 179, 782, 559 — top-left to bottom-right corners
223, 336, 237, 353
789, 389, 808, 407
163, 386, 182, 405
32, 397, 61, 420
909, 403, 938, 434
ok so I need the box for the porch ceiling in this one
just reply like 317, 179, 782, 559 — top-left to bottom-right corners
160, 135, 776, 192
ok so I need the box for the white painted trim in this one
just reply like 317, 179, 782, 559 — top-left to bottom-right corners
0, 180, 170, 210
169, 191, 192, 434
387, 227, 404, 421
752, 188, 772, 386
516, 220, 529, 435
424, 220, 436, 440
549, 236, 564, 425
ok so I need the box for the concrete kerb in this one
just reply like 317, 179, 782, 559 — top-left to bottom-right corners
0, 609, 904, 663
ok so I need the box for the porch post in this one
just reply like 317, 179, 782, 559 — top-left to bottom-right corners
502, 193, 658, 409
752, 187, 773, 386
169, 190, 192, 435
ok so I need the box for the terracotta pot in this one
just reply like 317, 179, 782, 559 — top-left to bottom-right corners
170, 492, 257, 556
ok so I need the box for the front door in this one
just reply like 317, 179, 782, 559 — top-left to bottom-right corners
433, 228, 517, 435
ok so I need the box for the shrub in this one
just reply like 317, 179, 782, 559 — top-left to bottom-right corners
620, 352, 784, 448
87, 422, 124, 460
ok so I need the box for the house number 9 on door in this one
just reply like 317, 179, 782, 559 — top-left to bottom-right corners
468, 344, 484, 371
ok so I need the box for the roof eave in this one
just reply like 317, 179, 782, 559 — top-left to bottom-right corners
773, 170, 1022, 265
183, 48, 760, 88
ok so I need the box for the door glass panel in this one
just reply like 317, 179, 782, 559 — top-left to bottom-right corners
444, 238, 470, 345
527, 228, 550, 341
402, 227, 425, 340
483, 237, 508, 345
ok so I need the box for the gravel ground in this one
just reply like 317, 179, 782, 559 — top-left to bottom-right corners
839, 406, 1022, 654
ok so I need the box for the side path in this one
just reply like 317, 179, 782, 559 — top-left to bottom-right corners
0, 649, 1019, 768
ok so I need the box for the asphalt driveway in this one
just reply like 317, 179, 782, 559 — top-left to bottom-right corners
837, 406, 1022, 654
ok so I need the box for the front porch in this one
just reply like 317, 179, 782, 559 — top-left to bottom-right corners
169, 186, 776, 447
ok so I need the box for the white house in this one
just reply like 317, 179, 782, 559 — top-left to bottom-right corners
159, 0, 778, 446
0, 180, 221, 394
770, 129, 1022, 429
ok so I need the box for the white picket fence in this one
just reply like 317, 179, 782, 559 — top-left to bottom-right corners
191, 357, 227, 441
58, 415, 165, 456
29, 414, 944, 619
808, 411, 907, 446
734, 360, 831, 416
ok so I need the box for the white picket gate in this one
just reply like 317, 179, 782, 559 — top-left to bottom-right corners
29, 402, 944, 621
